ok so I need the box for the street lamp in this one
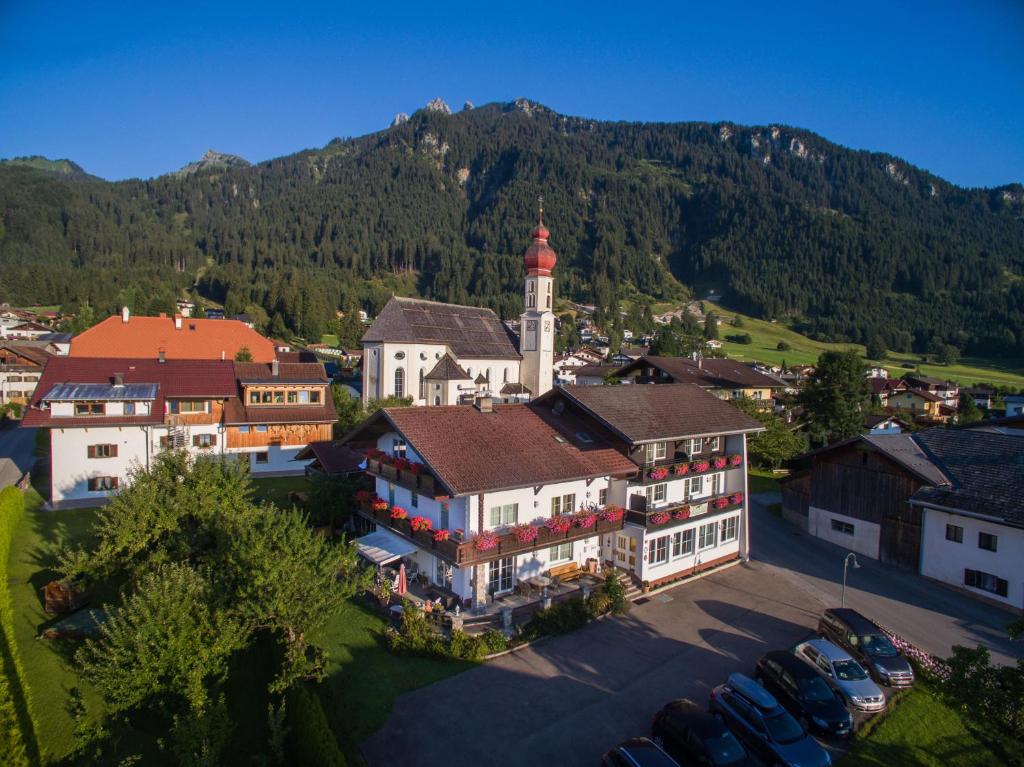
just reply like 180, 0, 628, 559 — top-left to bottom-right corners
841, 552, 861, 608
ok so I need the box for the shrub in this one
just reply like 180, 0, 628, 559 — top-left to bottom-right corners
285, 684, 347, 767
776, 341, 791, 351
726, 333, 753, 345
520, 598, 590, 641
585, 590, 612, 618
601, 570, 631, 615
448, 630, 486, 661
0, 487, 36, 767
481, 629, 510, 655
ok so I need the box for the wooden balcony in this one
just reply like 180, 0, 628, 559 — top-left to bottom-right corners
358, 502, 625, 567
366, 458, 438, 496
625, 493, 744, 531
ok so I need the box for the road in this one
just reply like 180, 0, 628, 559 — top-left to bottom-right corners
360, 494, 1021, 766
748, 492, 1020, 666
0, 422, 37, 488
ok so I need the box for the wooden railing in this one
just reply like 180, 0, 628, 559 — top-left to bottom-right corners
637, 454, 742, 485
366, 458, 438, 495
358, 502, 625, 567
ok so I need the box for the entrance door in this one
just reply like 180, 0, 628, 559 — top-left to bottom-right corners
435, 557, 453, 590
487, 557, 514, 594
615, 535, 637, 572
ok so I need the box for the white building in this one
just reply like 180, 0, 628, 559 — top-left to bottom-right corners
344, 383, 762, 607
22, 357, 335, 507
360, 215, 559, 406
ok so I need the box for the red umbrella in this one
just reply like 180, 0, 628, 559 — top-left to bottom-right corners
396, 563, 408, 596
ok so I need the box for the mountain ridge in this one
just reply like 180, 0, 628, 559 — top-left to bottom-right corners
0, 99, 1022, 356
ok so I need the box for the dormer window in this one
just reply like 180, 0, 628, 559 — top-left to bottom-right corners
644, 442, 667, 464
74, 402, 105, 416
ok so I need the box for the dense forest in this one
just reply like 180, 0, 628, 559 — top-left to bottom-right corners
1, 98, 1023, 354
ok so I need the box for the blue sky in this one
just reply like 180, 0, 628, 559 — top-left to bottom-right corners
1, 1, 1022, 186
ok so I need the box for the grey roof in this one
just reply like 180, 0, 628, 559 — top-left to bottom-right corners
424, 354, 470, 381
42, 383, 158, 401
543, 383, 764, 445
500, 382, 531, 395
862, 434, 950, 485
361, 296, 521, 360
910, 429, 1024, 527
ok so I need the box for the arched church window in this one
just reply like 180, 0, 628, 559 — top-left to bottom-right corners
394, 367, 405, 398
419, 369, 426, 399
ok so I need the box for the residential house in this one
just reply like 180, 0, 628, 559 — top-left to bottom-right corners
888, 388, 950, 423
1004, 395, 1024, 417
294, 441, 367, 477
572, 363, 622, 386
961, 387, 995, 410
361, 216, 559, 406
22, 356, 335, 507
863, 414, 909, 435
866, 367, 889, 379
4, 321, 52, 340
904, 374, 959, 407
870, 377, 907, 407
613, 355, 785, 404
70, 307, 278, 362
342, 383, 761, 607
705, 339, 723, 350
0, 343, 53, 407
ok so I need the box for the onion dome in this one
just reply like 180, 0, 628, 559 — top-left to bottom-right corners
523, 212, 557, 276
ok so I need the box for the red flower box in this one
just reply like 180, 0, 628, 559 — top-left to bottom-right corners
691, 460, 711, 473
512, 524, 539, 543
433, 528, 450, 542
650, 511, 671, 526
393, 457, 411, 471
472, 530, 499, 551
713, 456, 728, 470
648, 467, 669, 481
672, 463, 690, 476
410, 515, 432, 532
544, 516, 572, 534
371, 500, 389, 512
599, 506, 624, 523
729, 492, 744, 505
409, 462, 425, 475
672, 506, 691, 520
573, 511, 597, 529
390, 506, 408, 520
729, 454, 743, 467
711, 498, 729, 510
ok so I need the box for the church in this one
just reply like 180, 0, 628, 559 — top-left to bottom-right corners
360, 213, 557, 406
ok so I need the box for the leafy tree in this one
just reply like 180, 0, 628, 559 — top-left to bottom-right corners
776, 341, 791, 351
651, 318, 701, 357
703, 311, 719, 340
731, 315, 745, 328
726, 333, 752, 345
335, 303, 365, 350
235, 346, 253, 362
731, 397, 806, 469
865, 336, 887, 360
958, 394, 983, 424
937, 343, 961, 366
798, 350, 870, 445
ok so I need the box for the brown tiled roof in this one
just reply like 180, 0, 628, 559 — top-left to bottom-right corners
424, 354, 471, 381
621, 356, 785, 390
361, 296, 521, 360
547, 383, 764, 444
0, 342, 53, 367
500, 382, 531, 395
294, 441, 366, 474
21, 357, 237, 427
344, 404, 636, 496
574, 363, 621, 378
234, 361, 328, 383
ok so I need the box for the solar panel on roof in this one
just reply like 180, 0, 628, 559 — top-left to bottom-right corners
43, 383, 158, 401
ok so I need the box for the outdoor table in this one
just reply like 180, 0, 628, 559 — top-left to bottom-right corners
526, 575, 552, 592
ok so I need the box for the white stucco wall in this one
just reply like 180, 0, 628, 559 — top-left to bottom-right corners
631, 512, 743, 582
920, 507, 1024, 609
808, 506, 881, 559
50, 425, 151, 504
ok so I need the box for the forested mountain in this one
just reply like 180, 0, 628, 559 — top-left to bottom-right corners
1, 98, 1023, 354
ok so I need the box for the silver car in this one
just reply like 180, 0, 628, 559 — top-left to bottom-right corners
793, 639, 885, 713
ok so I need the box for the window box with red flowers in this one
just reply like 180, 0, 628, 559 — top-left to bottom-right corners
672, 463, 690, 476
544, 516, 572, 535
511, 524, 539, 544
410, 515, 432, 532
729, 492, 744, 506
728, 454, 743, 467
713, 456, 728, 470
433, 528, 450, 543
672, 506, 691, 520
711, 497, 729, 510
691, 460, 711, 474
472, 530, 499, 552
650, 511, 671, 526
647, 467, 669, 481
573, 511, 597, 529
390, 506, 409, 520
599, 506, 625, 523
371, 499, 389, 513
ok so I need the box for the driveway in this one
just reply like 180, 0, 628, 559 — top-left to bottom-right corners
0, 422, 37, 488
361, 495, 1022, 767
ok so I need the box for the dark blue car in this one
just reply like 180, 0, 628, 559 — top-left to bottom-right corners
709, 673, 831, 767
755, 651, 853, 738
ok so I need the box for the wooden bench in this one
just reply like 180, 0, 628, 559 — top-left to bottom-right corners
547, 561, 583, 585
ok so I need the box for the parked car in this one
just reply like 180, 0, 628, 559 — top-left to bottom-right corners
651, 699, 751, 766
817, 608, 914, 687
602, 737, 681, 767
755, 651, 853, 738
793, 639, 885, 713
709, 673, 831, 767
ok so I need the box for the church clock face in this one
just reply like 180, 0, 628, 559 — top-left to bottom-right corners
543, 320, 551, 333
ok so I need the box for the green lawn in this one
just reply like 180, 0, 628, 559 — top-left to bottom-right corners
841, 683, 1000, 767
708, 307, 1024, 389
250, 475, 312, 508
7, 485, 468, 765
320, 333, 340, 347
746, 468, 782, 495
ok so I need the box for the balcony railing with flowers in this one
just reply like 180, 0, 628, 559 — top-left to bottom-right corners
365, 450, 438, 495
639, 454, 743, 485
626, 492, 745, 531
356, 493, 626, 566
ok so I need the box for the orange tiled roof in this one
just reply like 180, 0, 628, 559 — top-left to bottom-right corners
70, 315, 277, 362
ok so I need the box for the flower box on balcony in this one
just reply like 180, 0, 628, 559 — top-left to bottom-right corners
511, 524, 539, 544
366, 458, 381, 474
380, 464, 397, 480
412, 528, 435, 548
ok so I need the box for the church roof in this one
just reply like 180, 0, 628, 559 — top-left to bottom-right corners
424, 354, 470, 381
361, 296, 521, 360
500, 382, 531, 395
474, 372, 488, 384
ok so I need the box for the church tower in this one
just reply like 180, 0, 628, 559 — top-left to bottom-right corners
519, 206, 556, 398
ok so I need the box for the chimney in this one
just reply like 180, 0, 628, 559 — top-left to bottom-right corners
174, 314, 182, 330
221, 350, 225, 361
121, 306, 130, 324
474, 395, 493, 413
113, 372, 124, 387
271, 358, 280, 377
158, 349, 166, 364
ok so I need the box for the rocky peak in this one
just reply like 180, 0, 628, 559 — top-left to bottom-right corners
173, 149, 249, 177
462, 100, 475, 111
390, 113, 409, 128
425, 97, 451, 115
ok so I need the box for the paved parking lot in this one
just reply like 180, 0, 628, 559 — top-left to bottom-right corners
362, 559, 831, 767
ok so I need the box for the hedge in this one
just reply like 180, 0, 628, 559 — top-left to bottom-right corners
285, 684, 347, 767
0, 486, 37, 767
